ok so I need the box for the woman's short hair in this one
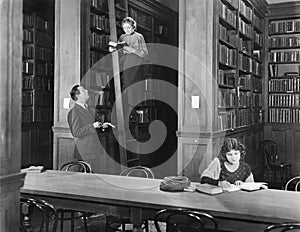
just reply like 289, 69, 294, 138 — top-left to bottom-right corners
122, 16, 137, 30
70, 85, 80, 101
218, 137, 246, 162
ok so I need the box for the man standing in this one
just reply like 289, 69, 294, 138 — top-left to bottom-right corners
67, 85, 113, 173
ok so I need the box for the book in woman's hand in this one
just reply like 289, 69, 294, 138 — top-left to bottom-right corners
108, 41, 128, 50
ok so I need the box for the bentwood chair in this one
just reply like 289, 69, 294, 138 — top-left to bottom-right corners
264, 222, 300, 231
58, 160, 92, 232
106, 166, 154, 232
20, 197, 58, 232
285, 176, 300, 192
261, 140, 292, 189
154, 208, 218, 232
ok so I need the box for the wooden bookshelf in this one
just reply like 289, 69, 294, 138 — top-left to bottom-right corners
216, 0, 264, 131
22, 1, 54, 169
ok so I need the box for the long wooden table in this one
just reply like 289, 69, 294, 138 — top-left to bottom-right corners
21, 171, 300, 232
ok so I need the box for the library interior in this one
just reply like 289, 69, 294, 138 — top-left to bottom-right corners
1, 0, 300, 231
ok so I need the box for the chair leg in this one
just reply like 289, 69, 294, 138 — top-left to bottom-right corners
71, 212, 75, 232
280, 168, 284, 189
60, 211, 64, 232
83, 214, 89, 232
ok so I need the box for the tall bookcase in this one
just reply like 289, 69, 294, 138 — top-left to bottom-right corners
80, 0, 177, 168
216, 0, 264, 131
264, 2, 300, 176
22, 3, 54, 169
267, 18, 300, 123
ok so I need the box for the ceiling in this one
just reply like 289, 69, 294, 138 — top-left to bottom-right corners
267, 0, 300, 4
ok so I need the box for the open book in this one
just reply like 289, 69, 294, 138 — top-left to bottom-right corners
196, 182, 268, 195
108, 41, 128, 50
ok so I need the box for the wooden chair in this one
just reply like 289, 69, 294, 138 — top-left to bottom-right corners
285, 176, 300, 192
58, 160, 92, 232
154, 208, 218, 232
261, 140, 292, 189
20, 197, 58, 232
106, 166, 154, 232
264, 222, 300, 231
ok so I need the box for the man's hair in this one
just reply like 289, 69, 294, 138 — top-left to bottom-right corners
70, 85, 80, 101
122, 16, 137, 30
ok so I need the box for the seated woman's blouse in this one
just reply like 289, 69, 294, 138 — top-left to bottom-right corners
200, 158, 254, 186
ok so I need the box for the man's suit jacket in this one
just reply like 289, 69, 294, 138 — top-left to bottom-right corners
67, 103, 103, 172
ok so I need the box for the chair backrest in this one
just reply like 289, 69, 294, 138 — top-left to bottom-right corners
261, 140, 279, 165
154, 208, 218, 232
120, 166, 154, 179
20, 197, 58, 232
285, 176, 300, 192
264, 222, 300, 231
59, 160, 92, 173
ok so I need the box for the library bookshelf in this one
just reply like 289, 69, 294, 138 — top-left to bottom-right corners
22, 3, 54, 169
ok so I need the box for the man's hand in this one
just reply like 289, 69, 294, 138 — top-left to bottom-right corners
234, 180, 244, 186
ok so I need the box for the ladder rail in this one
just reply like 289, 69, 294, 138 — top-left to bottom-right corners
108, 0, 127, 168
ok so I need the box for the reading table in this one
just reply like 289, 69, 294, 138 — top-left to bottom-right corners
21, 171, 300, 232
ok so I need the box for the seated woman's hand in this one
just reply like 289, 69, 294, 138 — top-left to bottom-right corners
218, 180, 231, 189
123, 46, 136, 53
234, 180, 244, 186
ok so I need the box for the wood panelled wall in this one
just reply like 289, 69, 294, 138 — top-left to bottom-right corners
0, 0, 25, 231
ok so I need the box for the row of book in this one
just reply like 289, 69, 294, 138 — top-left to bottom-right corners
253, 93, 262, 107
90, 13, 110, 34
269, 108, 300, 123
253, 59, 262, 76
218, 69, 235, 87
269, 78, 300, 92
239, 38, 251, 54
223, 0, 238, 9
36, 63, 53, 76
269, 50, 300, 63
218, 110, 236, 130
239, 0, 253, 21
253, 108, 263, 124
219, 0, 237, 27
218, 89, 235, 107
239, 91, 251, 107
36, 47, 52, 61
91, 0, 108, 11
219, 44, 237, 67
269, 20, 300, 34
219, 24, 237, 46
90, 51, 107, 67
23, 30, 33, 43
238, 108, 252, 127
88, 90, 112, 107
239, 18, 252, 38
253, 50, 261, 61
239, 74, 251, 89
23, 14, 34, 28
36, 107, 53, 122
269, 93, 300, 107
22, 76, 53, 91
129, 8, 152, 30
269, 36, 300, 48
254, 31, 263, 46
23, 62, 34, 74
269, 64, 300, 77
22, 91, 53, 107
90, 32, 110, 49
23, 46, 34, 59
239, 53, 252, 72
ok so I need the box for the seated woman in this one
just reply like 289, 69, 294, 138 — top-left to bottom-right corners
200, 137, 254, 189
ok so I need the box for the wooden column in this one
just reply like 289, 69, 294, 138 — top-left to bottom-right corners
0, 0, 25, 231
53, 0, 82, 169
177, 0, 215, 181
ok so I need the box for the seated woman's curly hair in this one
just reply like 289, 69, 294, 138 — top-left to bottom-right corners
218, 137, 246, 162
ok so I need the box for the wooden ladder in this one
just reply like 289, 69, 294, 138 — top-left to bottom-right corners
108, 0, 141, 168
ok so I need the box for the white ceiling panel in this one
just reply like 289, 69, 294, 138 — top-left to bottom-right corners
267, 0, 300, 4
